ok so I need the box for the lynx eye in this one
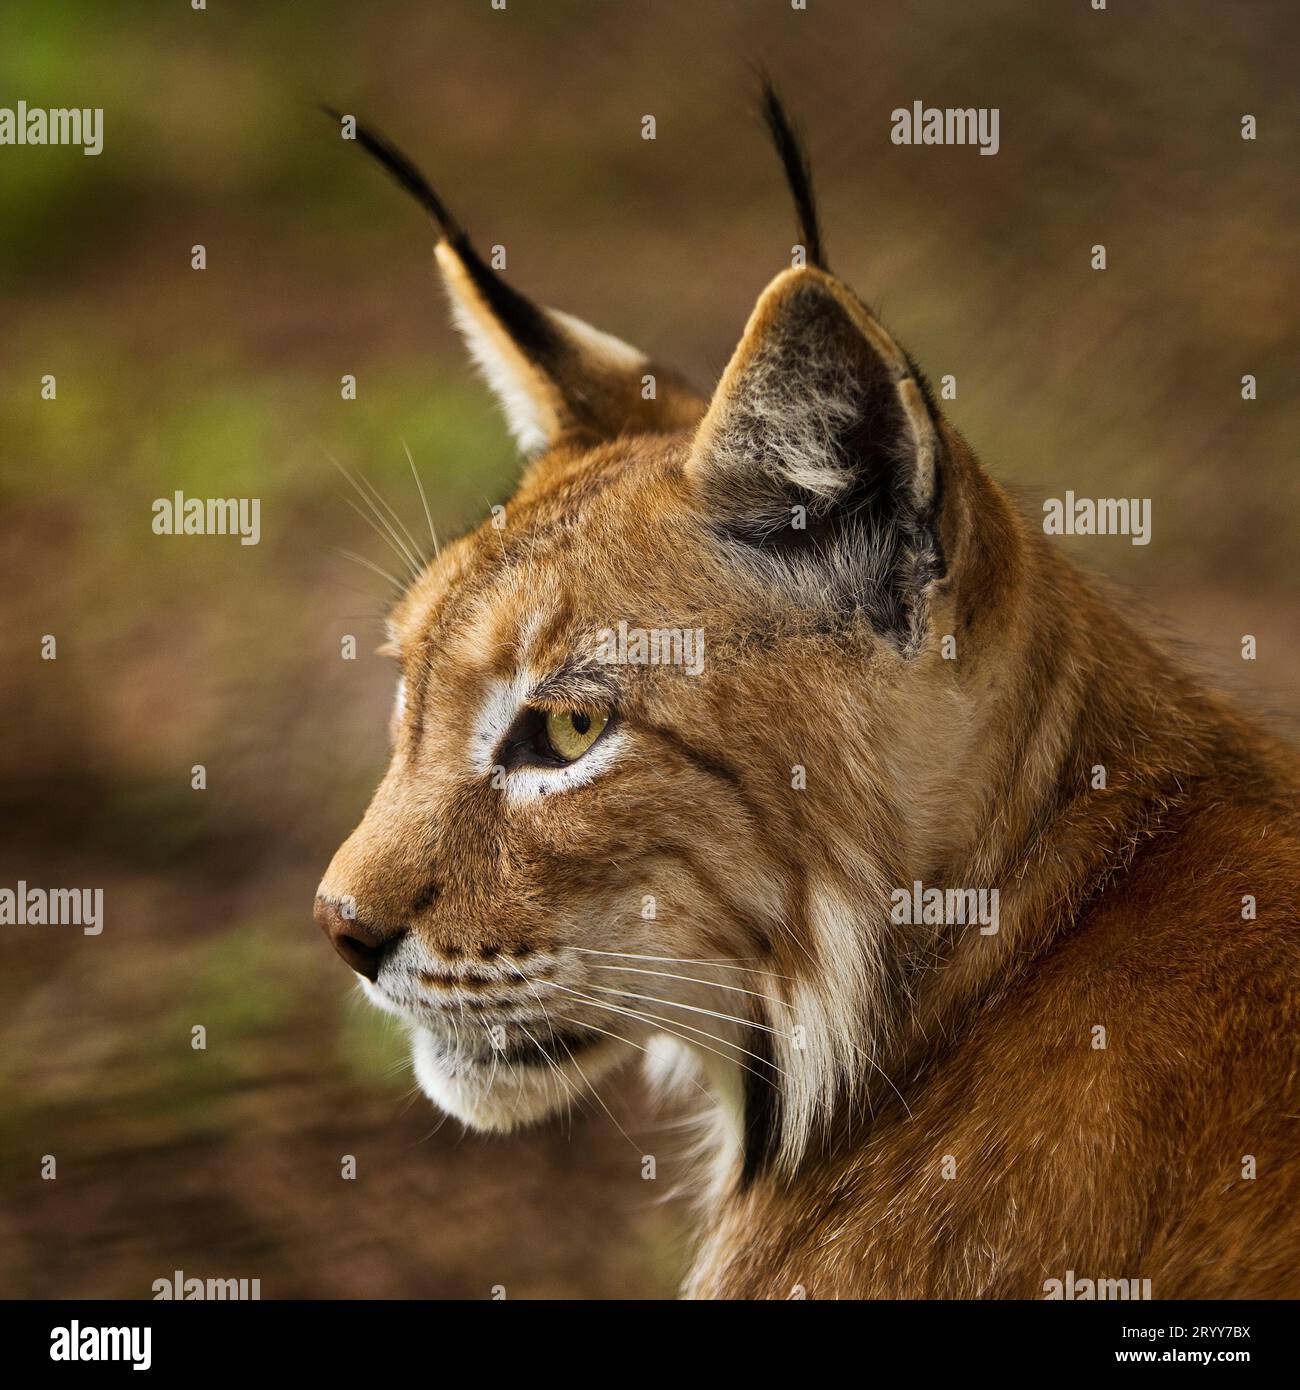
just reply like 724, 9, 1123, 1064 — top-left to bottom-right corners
544, 707, 610, 763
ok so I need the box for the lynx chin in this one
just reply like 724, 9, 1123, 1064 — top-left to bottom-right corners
315, 84, 1300, 1299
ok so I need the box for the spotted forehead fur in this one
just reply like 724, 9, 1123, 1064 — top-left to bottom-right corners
391, 435, 709, 672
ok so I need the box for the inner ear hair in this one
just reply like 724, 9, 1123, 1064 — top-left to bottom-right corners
688, 267, 947, 647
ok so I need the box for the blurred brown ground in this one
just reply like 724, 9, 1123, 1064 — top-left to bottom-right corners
0, 0, 1297, 1298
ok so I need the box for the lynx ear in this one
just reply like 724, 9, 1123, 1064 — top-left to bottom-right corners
336, 114, 704, 454
432, 243, 704, 455
686, 266, 946, 644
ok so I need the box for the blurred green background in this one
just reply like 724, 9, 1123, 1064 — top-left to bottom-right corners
1, 0, 1296, 1297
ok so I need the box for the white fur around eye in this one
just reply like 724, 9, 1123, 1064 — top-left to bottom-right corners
471, 673, 534, 776
504, 728, 625, 806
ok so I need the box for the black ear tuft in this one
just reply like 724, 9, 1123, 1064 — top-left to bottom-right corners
321, 106, 463, 239
756, 75, 826, 270
323, 106, 564, 365
324, 106, 706, 453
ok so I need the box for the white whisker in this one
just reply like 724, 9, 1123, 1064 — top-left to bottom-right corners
512, 1017, 587, 1132
570, 945, 793, 982
353, 462, 429, 574
340, 494, 422, 582
545, 982, 784, 1085
573, 982, 788, 1039
403, 439, 440, 557
589, 963, 795, 1010
333, 547, 404, 591
334, 459, 425, 579
549, 1013, 715, 1104
516, 976, 589, 1134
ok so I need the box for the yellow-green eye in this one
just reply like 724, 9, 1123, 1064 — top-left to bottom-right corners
545, 707, 610, 762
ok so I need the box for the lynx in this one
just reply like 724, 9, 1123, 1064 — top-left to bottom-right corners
316, 88, 1300, 1298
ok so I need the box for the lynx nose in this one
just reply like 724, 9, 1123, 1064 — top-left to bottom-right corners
314, 896, 406, 981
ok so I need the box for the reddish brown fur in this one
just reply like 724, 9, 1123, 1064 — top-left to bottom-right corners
688, 420, 1300, 1297
318, 221, 1300, 1299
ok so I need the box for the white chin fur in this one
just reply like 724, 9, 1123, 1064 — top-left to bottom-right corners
411, 1027, 625, 1132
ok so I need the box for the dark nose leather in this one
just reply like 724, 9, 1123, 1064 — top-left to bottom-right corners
314, 896, 405, 981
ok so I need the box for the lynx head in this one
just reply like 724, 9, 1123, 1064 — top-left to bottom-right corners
315, 87, 1024, 1182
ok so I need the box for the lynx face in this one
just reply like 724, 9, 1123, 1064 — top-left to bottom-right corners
315, 98, 1008, 1172
319, 436, 789, 1132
